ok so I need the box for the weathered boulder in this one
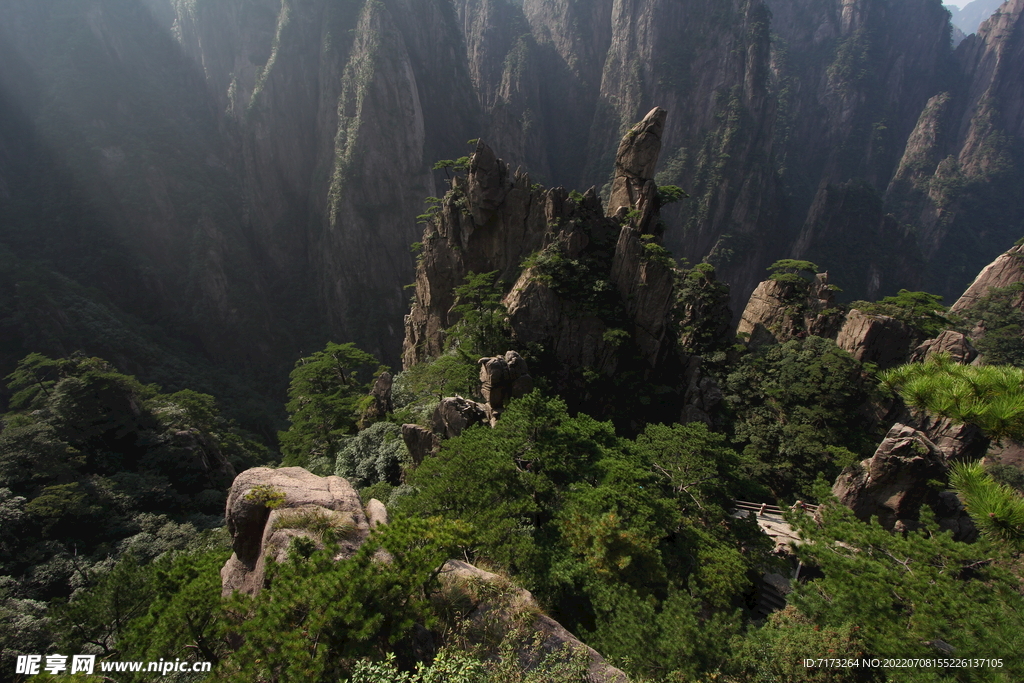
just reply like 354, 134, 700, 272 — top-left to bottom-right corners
439, 561, 628, 683
365, 498, 389, 529
836, 310, 918, 369
402, 423, 439, 467
221, 467, 371, 596
432, 396, 489, 439
478, 351, 534, 422
220, 468, 628, 679
909, 330, 979, 365
833, 424, 947, 531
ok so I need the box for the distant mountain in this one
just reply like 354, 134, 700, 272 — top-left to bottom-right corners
947, 0, 1006, 34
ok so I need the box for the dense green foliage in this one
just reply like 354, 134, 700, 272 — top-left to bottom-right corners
959, 283, 1024, 367
765, 496, 1024, 681
395, 391, 771, 680
0, 353, 264, 589
391, 353, 481, 425
446, 272, 513, 358
724, 337, 880, 500
950, 461, 1024, 551
0, 351, 267, 675
279, 342, 380, 468
766, 259, 820, 288
217, 517, 471, 683
675, 262, 733, 357
881, 356, 1024, 441
333, 421, 410, 488
850, 289, 951, 338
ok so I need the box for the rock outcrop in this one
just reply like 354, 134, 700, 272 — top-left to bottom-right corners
910, 330, 980, 365
950, 243, 1024, 314
833, 421, 979, 540
910, 414, 989, 464
835, 310, 918, 369
478, 351, 534, 423
736, 273, 845, 347
439, 560, 628, 683
402, 141, 552, 367
405, 110, 721, 425
220, 467, 372, 596
607, 107, 665, 216
431, 396, 489, 439
221, 466, 628, 681
361, 372, 395, 426
832, 424, 948, 531
401, 423, 440, 467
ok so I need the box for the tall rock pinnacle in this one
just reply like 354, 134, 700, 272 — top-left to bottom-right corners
607, 107, 667, 216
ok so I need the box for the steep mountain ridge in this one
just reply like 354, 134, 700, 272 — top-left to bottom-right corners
1, 0, 1023, 390
886, 0, 1024, 295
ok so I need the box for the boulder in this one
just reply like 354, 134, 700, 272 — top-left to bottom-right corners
220, 469, 629, 680
836, 309, 918, 369
402, 423, 439, 467
432, 396, 489, 439
909, 330, 979, 365
365, 498, 389, 529
833, 424, 947, 530
478, 351, 534, 423
220, 467, 371, 596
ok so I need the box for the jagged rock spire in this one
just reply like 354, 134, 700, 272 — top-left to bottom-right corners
607, 107, 667, 216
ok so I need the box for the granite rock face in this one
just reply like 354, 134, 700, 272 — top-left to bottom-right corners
478, 351, 534, 423
431, 396, 489, 439
607, 107, 666, 215
401, 423, 440, 467
910, 330, 979, 365
950, 244, 1024, 314
405, 110, 720, 424
439, 560, 628, 683
835, 310, 918, 369
832, 424, 948, 531
402, 141, 551, 367
911, 413, 989, 464
736, 273, 845, 348
220, 467, 371, 597
361, 372, 395, 426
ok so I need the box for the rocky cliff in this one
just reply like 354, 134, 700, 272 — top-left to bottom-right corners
886, 0, 1024, 298
2, 0, 1023, 389
404, 109, 721, 426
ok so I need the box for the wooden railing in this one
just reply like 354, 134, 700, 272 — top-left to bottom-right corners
733, 500, 819, 516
